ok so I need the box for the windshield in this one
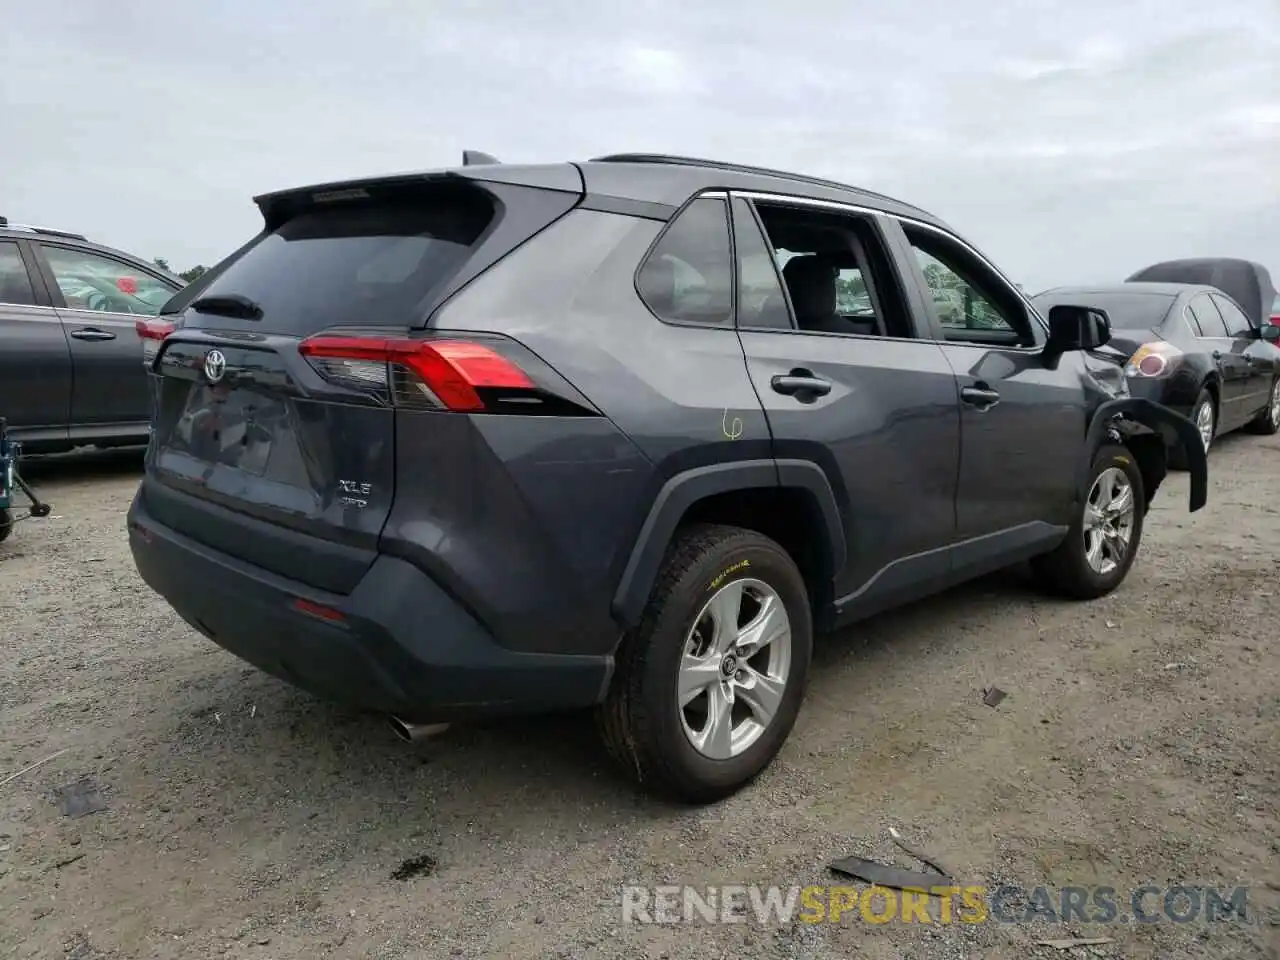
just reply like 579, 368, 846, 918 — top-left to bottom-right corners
1031, 290, 1176, 330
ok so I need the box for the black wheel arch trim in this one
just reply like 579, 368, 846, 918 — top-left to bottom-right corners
611, 458, 847, 627
1085, 398, 1207, 512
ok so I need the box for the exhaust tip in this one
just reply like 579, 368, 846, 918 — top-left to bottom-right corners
387, 715, 451, 743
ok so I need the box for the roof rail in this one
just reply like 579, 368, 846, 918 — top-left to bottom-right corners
589, 153, 916, 210
0, 219, 87, 241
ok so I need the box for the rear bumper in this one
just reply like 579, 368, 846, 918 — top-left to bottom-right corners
127, 494, 612, 722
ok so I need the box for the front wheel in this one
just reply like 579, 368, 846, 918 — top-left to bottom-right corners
1246, 377, 1280, 435
1031, 444, 1145, 600
0, 508, 11, 543
596, 524, 813, 803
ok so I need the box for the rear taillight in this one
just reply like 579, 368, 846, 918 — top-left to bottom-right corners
136, 318, 175, 367
1125, 341, 1181, 378
297, 334, 538, 412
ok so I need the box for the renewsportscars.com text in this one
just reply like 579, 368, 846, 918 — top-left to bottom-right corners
621, 884, 1249, 926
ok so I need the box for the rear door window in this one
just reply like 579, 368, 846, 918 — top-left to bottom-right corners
189, 187, 496, 335
0, 242, 36, 306
41, 246, 177, 315
1211, 294, 1254, 337
1189, 295, 1230, 337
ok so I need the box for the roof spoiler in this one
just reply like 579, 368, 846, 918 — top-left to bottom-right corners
462, 150, 500, 166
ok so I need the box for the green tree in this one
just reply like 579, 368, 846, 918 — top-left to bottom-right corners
153, 257, 171, 271
179, 265, 207, 282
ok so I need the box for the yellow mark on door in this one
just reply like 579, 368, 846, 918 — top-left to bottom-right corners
721, 409, 744, 440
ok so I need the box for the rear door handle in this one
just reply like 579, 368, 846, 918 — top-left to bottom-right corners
961, 385, 1000, 408
69, 327, 116, 342
771, 374, 832, 398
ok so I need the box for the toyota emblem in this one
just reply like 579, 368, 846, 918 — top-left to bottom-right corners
203, 349, 227, 384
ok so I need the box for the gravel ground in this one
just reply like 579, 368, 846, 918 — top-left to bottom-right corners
0, 435, 1277, 960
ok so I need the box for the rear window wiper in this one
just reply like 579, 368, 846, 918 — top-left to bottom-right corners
189, 293, 263, 320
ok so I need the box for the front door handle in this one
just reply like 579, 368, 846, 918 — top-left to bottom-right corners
70, 327, 116, 342
961, 385, 1001, 408
771, 374, 832, 398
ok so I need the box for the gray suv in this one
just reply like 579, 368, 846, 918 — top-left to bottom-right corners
0, 217, 184, 452
127, 154, 1207, 802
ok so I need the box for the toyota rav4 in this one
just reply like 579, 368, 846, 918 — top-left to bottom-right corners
128, 153, 1207, 803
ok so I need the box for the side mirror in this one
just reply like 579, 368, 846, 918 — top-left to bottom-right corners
1046, 304, 1111, 353
1260, 323, 1280, 343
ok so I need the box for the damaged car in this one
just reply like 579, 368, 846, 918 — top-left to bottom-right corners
1035, 258, 1280, 466
127, 152, 1208, 803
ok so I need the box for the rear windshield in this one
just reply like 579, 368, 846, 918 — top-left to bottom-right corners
188, 186, 494, 334
1032, 291, 1176, 330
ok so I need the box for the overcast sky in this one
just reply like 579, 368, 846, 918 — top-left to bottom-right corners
2, 0, 1276, 292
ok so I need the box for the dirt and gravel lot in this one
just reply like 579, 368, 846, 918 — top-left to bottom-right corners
1, 434, 1277, 960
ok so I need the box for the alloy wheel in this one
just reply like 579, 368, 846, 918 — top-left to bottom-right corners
1083, 467, 1136, 576
677, 578, 792, 760
1195, 399, 1214, 453
1270, 381, 1280, 426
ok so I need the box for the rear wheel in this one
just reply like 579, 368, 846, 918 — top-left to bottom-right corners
597, 524, 812, 803
1169, 387, 1214, 470
1031, 444, 1145, 600
0, 509, 11, 543
1246, 377, 1280, 435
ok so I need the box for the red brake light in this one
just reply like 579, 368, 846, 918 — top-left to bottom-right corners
136, 318, 175, 340
298, 335, 535, 412
136, 318, 175, 368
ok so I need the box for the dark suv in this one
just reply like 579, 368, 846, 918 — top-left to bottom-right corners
0, 217, 184, 452
127, 154, 1207, 802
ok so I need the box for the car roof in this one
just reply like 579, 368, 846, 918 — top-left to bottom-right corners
255, 153, 953, 233
1034, 282, 1215, 298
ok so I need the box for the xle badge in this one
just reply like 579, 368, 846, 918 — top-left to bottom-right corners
338, 479, 372, 509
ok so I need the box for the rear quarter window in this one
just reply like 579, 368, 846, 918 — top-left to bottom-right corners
190, 185, 496, 335
635, 197, 733, 327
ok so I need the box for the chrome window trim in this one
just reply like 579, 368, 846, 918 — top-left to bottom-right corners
1185, 298, 1233, 342
0, 304, 61, 320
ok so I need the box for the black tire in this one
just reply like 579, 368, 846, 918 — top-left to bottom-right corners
0, 509, 11, 543
1031, 444, 1145, 600
1246, 377, 1280, 435
1169, 387, 1214, 471
596, 523, 813, 804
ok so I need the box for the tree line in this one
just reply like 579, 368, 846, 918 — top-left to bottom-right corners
152, 258, 207, 283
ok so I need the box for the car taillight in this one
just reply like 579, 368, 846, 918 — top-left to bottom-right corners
298, 334, 537, 412
1124, 341, 1181, 378
136, 318, 175, 367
